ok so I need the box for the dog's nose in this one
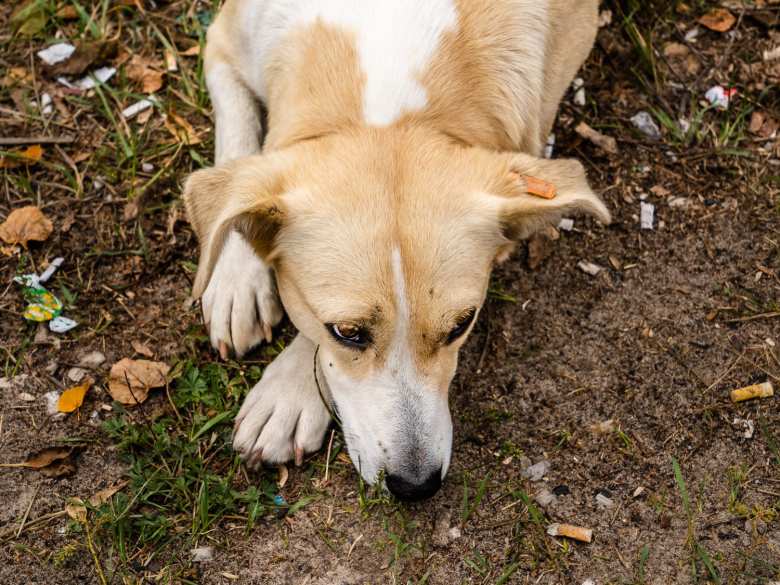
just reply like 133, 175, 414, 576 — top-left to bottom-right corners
386, 468, 442, 501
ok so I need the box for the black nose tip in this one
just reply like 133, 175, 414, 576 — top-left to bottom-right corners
386, 468, 442, 502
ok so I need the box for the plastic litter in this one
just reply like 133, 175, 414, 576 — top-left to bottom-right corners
13, 258, 78, 333
705, 85, 737, 110
37, 42, 76, 66
57, 66, 116, 91
558, 218, 574, 231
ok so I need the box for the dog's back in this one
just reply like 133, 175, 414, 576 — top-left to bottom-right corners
206, 0, 598, 155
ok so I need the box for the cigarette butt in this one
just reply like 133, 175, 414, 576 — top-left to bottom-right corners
525, 176, 557, 199
547, 523, 593, 543
730, 381, 774, 403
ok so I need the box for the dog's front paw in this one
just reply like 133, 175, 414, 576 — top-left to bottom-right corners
233, 335, 331, 466
202, 231, 283, 358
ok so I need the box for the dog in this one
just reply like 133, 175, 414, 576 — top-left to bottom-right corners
184, 0, 610, 501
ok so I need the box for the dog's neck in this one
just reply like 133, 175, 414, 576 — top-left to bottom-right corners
261, 19, 542, 154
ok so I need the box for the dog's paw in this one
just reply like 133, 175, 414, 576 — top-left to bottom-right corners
202, 231, 283, 358
233, 335, 331, 466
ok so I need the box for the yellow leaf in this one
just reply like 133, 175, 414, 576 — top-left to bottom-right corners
58, 378, 92, 413
0, 144, 44, 169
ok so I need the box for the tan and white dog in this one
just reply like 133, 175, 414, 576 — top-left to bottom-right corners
184, 0, 609, 500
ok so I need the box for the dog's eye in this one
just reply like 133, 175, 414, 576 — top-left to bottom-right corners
446, 309, 476, 344
327, 323, 370, 348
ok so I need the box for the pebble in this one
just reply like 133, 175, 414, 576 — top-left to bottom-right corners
43, 391, 66, 420
522, 460, 551, 482
534, 488, 556, 507
18, 392, 36, 402
67, 367, 89, 383
578, 261, 603, 276
191, 546, 214, 562
596, 493, 615, 509
79, 351, 106, 368
630, 111, 662, 140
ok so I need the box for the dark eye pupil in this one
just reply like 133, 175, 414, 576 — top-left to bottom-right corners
328, 323, 369, 348
447, 311, 476, 344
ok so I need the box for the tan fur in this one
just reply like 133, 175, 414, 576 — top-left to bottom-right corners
187, 0, 610, 478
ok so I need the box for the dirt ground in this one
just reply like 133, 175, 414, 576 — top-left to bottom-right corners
1, 1, 779, 584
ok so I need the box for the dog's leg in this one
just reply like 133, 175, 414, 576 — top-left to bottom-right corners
201, 55, 283, 358
233, 334, 332, 466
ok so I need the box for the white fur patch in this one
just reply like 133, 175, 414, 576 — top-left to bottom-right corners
241, 0, 458, 126
319, 248, 453, 485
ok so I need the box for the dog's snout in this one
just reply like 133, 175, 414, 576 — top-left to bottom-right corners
386, 467, 442, 501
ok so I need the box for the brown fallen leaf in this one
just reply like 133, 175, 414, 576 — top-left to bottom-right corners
131, 340, 154, 358
66, 480, 129, 522
662, 42, 700, 76
749, 111, 778, 138
108, 358, 170, 405
0, 144, 44, 169
1, 66, 32, 88
164, 112, 202, 145
0, 205, 53, 248
126, 54, 164, 93
46, 40, 118, 76
58, 378, 93, 413
0, 446, 78, 477
55, 4, 80, 19
698, 8, 736, 32
575, 121, 618, 154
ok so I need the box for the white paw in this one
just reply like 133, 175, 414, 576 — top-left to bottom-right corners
233, 335, 331, 466
202, 231, 284, 358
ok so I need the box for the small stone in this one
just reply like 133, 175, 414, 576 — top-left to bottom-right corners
630, 111, 662, 140
596, 493, 615, 508
534, 488, 556, 507
44, 360, 58, 375
447, 526, 461, 540
522, 460, 551, 482
79, 351, 106, 368
191, 546, 214, 563
578, 261, 603, 276
633, 486, 645, 498
18, 392, 36, 402
142, 162, 154, 173
43, 391, 66, 420
67, 367, 89, 383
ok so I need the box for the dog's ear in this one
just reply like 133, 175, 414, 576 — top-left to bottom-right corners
183, 153, 291, 298
487, 152, 610, 242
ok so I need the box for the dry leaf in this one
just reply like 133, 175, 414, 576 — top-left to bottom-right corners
575, 121, 618, 154
0, 144, 44, 169
749, 111, 778, 138
126, 55, 164, 93
66, 480, 128, 522
11, 0, 48, 36
0, 205, 53, 248
1, 66, 32, 88
0, 446, 77, 477
698, 8, 736, 32
164, 112, 202, 145
58, 378, 92, 413
47, 40, 118, 76
108, 358, 170, 405
55, 4, 80, 19
131, 340, 154, 357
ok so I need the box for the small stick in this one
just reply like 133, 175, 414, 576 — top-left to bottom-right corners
16, 484, 41, 538
324, 428, 335, 483
0, 136, 75, 146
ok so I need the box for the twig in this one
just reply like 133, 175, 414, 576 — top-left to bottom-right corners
323, 428, 335, 484
0, 136, 75, 146
16, 484, 40, 538
724, 312, 780, 323
84, 516, 109, 585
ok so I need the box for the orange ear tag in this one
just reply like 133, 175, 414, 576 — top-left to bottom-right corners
524, 176, 557, 199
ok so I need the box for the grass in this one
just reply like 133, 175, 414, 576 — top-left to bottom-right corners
672, 457, 722, 584
54, 360, 296, 581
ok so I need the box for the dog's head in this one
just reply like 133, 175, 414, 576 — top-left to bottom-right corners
184, 127, 609, 500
